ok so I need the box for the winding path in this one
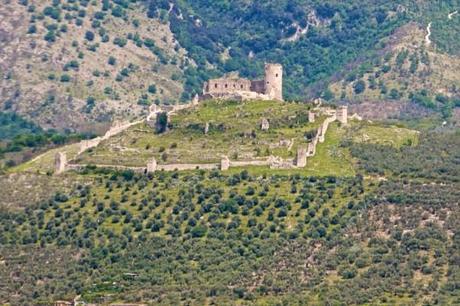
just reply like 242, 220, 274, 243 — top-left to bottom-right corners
425, 22, 432, 46
426, 11, 458, 47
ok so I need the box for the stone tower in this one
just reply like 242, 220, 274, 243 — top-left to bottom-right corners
55, 152, 67, 174
264, 63, 283, 101
147, 157, 157, 173
337, 106, 348, 125
296, 147, 308, 168
221, 156, 230, 171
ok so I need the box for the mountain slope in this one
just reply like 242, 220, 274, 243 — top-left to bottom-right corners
328, 22, 460, 119
0, 0, 187, 131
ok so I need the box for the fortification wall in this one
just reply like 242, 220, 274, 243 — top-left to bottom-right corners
201, 63, 283, 101
158, 163, 218, 171
230, 160, 271, 167
319, 115, 336, 143
58, 104, 349, 175
204, 78, 252, 94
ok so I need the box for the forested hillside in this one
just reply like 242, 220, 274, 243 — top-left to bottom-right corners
1, 0, 459, 131
1, 130, 459, 304
146, 0, 460, 102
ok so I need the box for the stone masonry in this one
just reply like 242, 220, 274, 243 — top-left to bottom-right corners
54, 152, 67, 174
221, 156, 230, 170
146, 158, 157, 173
261, 118, 270, 131
308, 111, 315, 123
295, 147, 308, 167
336, 106, 348, 125
202, 63, 283, 101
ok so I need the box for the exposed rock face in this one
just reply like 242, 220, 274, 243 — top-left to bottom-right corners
261, 118, 270, 131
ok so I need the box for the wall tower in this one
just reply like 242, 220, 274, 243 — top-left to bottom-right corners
54, 152, 67, 174
264, 63, 283, 101
336, 106, 348, 125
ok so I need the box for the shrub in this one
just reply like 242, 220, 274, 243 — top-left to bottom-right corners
85, 31, 95, 41
60, 74, 71, 82
108, 56, 116, 66
148, 84, 157, 94
353, 80, 366, 94
113, 37, 127, 47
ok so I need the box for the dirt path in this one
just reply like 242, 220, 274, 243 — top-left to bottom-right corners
426, 11, 458, 47
425, 22, 432, 46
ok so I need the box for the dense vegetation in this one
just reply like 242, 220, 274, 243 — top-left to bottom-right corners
146, 0, 410, 100
348, 131, 460, 182
0, 112, 42, 140
1, 128, 458, 304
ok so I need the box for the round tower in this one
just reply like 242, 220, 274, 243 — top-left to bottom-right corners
264, 63, 283, 101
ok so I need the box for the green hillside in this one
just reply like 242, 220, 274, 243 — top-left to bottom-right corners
1, 1, 460, 305
1, 130, 458, 304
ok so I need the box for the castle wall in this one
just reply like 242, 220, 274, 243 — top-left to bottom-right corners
201, 63, 283, 101
54, 152, 67, 174
336, 106, 348, 124
204, 78, 252, 95
296, 147, 308, 167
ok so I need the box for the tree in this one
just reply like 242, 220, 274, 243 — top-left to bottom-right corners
148, 84, 157, 94
191, 225, 207, 238
108, 56, 116, 66
155, 112, 168, 134
353, 80, 366, 94
389, 88, 400, 100
85, 31, 95, 41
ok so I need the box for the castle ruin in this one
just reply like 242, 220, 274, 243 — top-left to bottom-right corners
202, 63, 283, 101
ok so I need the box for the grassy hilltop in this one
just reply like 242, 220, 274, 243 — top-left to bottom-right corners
13, 99, 418, 177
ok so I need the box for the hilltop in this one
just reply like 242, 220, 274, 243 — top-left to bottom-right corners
12, 99, 419, 177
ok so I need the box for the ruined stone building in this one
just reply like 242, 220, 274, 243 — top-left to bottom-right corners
202, 63, 283, 101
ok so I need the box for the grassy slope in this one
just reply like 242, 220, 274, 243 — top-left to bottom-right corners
12, 100, 419, 177
77, 100, 320, 165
